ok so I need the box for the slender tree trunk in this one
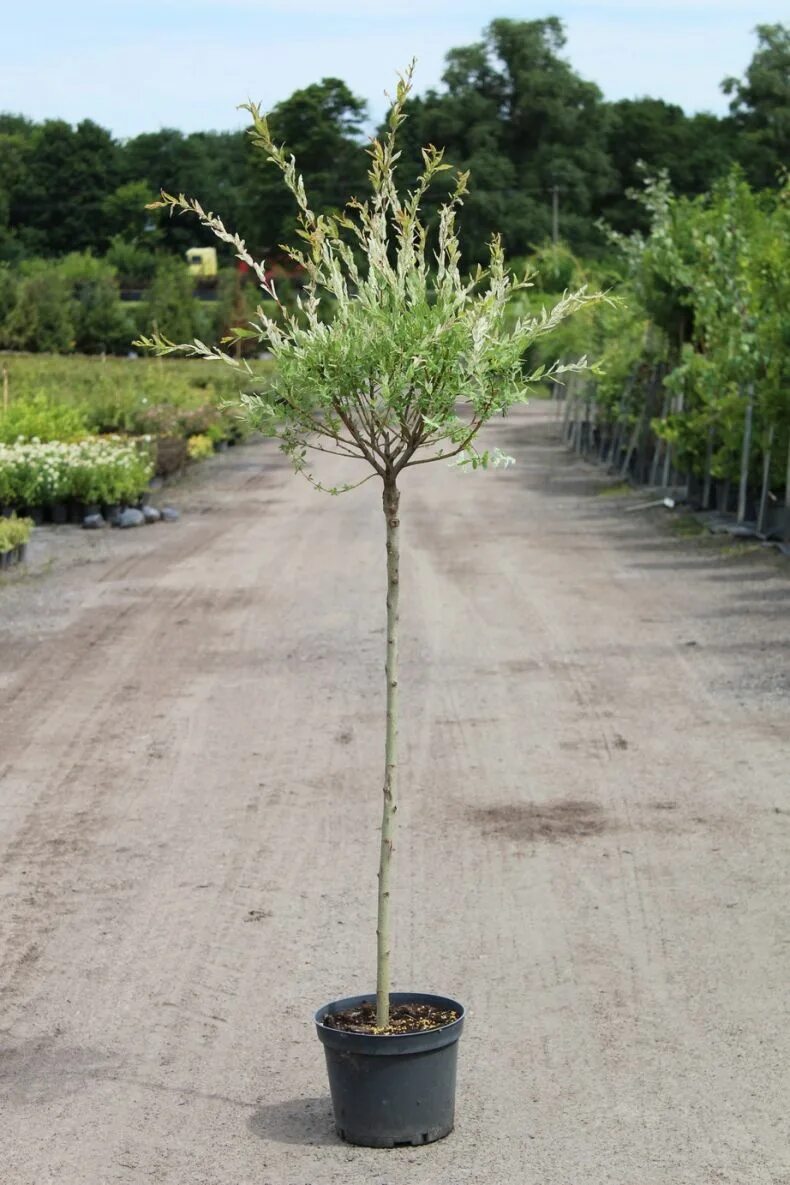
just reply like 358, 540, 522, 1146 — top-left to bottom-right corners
376, 478, 400, 1029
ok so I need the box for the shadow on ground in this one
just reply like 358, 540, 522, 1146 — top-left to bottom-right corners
247, 1095, 337, 1146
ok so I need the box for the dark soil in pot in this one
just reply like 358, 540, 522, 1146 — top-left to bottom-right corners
324, 999, 459, 1035
315, 992, 465, 1148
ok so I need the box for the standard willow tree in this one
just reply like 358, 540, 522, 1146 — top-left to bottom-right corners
138, 67, 603, 1031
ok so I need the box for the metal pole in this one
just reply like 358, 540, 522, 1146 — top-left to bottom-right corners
637, 366, 659, 485
608, 373, 634, 472
563, 371, 576, 444
757, 425, 774, 536
607, 416, 622, 470
736, 384, 754, 525
661, 394, 674, 489
702, 426, 714, 510
650, 389, 669, 487
561, 389, 572, 441
670, 388, 685, 490
620, 413, 644, 481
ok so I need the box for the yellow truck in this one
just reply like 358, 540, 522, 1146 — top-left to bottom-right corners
185, 247, 218, 279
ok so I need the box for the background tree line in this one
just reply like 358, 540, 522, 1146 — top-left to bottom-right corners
0, 17, 787, 352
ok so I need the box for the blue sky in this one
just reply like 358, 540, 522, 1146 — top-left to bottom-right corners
2, 1, 786, 137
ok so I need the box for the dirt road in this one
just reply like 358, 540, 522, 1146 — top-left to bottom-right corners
1, 405, 788, 1185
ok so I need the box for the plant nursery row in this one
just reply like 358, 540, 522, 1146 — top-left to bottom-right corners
0, 354, 269, 529
0, 437, 154, 521
549, 171, 790, 535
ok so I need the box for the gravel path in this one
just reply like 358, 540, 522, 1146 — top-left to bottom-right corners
1, 406, 788, 1185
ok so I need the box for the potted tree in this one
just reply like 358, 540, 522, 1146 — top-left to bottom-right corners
138, 67, 603, 1148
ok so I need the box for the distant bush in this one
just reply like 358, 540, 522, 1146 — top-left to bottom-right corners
187, 433, 214, 461
106, 237, 158, 288
2, 266, 75, 353
0, 393, 89, 444
146, 256, 208, 343
57, 253, 134, 354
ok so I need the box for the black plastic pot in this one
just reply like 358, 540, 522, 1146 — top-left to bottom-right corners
314, 992, 465, 1148
51, 501, 69, 525
763, 505, 790, 542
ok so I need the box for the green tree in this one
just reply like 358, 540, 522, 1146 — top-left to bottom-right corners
0, 264, 17, 325
102, 180, 161, 244
145, 255, 203, 342
244, 78, 369, 253
0, 116, 35, 260
105, 236, 158, 288
598, 99, 735, 232
399, 19, 614, 260
56, 253, 134, 353
121, 128, 250, 253
139, 68, 604, 1031
2, 263, 74, 352
21, 119, 120, 254
723, 23, 790, 188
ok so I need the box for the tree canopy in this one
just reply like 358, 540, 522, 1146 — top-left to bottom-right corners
0, 19, 787, 268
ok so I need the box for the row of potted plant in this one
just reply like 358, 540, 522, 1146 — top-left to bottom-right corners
0, 388, 252, 482
0, 514, 33, 569
0, 437, 155, 519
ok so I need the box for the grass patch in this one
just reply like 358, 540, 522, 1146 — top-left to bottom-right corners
668, 513, 707, 538
596, 482, 632, 498
718, 542, 765, 559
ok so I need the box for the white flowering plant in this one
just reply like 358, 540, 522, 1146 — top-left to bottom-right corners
138, 66, 606, 1030
0, 438, 154, 509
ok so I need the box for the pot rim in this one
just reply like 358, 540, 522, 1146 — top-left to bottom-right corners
314, 990, 465, 1053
